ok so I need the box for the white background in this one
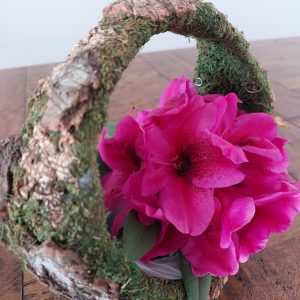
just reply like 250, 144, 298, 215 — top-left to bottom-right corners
1, 0, 300, 69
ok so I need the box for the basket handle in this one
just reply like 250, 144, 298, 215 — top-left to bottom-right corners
18, 0, 275, 222
37, 0, 273, 133
18, 0, 276, 231
7, 2, 274, 298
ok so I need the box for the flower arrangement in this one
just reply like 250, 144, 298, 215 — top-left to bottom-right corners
99, 76, 300, 299
2, 0, 299, 298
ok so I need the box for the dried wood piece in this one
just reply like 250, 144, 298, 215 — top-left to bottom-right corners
0, 136, 22, 221
24, 243, 119, 300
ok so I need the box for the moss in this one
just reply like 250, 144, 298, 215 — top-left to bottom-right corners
194, 40, 273, 113
0, 222, 11, 244
170, 2, 273, 114
64, 89, 186, 298
21, 92, 48, 145
12, 167, 26, 182
9, 171, 186, 299
193, 3, 249, 59
9, 88, 185, 298
10, 198, 53, 244
48, 130, 61, 151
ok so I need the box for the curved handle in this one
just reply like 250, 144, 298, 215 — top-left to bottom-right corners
18, 0, 274, 229
36, 0, 273, 134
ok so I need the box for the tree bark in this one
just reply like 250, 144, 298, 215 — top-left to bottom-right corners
0, 136, 22, 222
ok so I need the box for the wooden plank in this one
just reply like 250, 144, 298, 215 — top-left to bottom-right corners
0, 246, 22, 300
250, 37, 300, 66
171, 48, 197, 66
288, 116, 300, 127
26, 63, 56, 102
278, 124, 300, 181
142, 49, 195, 79
251, 38, 300, 96
220, 235, 300, 300
271, 80, 300, 121
269, 214, 300, 248
0, 67, 27, 139
23, 271, 66, 300
108, 55, 168, 122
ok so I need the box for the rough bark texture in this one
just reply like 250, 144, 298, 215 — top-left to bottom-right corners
24, 243, 119, 300
0, 136, 22, 221
0, 0, 274, 299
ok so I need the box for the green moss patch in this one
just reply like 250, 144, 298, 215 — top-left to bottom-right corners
195, 40, 273, 113
21, 92, 48, 146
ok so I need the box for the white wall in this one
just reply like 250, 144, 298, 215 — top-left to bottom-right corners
0, 0, 300, 69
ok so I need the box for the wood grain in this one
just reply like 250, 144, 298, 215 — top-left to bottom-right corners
0, 246, 22, 300
0, 68, 27, 139
0, 37, 300, 299
23, 271, 65, 300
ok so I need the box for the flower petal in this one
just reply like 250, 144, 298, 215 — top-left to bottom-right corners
226, 113, 277, 144
110, 201, 133, 236
158, 177, 214, 236
99, 115, 142, 171
183, 97, 221, 134
221, 93, 240, 134
123, 170, 166, 222
101, 170, 129, 211
239, 166, 294, 195
219, 195, 255, 248
203, 93, 240, 135
210, 132, 248, 164
192, 156, 245, 188
182, 231, 239, 277
141, 224, 187, 262
144, 123, 175, 163
160, 76, 197, 107
237, 190, 300, 262
115, 115, 141, 143
141, 162, 172, 196
241, 138, 283, 160
206, 95, 228, 133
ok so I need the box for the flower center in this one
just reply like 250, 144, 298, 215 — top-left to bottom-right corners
172, 153, 191, 176
126, 145, 141, 170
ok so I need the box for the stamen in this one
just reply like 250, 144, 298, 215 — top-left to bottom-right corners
172, 153, 191, 176
153, 160, 173, 166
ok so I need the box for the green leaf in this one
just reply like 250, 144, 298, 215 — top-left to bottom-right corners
106, 122, 117, 138
179, 252, 212, 300
198, 274, 212, 300
97, 153, 111, 175
123, 212, 160, 262
106, 211, 119, 233
180, 252, 200, 300
97, 122, 116, 175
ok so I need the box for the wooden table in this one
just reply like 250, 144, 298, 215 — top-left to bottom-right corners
0, 37, 300, 299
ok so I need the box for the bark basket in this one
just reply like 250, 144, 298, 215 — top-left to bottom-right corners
0, 0, 274, 299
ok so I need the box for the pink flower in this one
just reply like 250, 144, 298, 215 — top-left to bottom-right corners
142, 200, 240, 277
98, 76, 300, 276
141, 175, 299, 277
99, 115, 145, 235
228, 172, 300, 263
136, 78, 247, 236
